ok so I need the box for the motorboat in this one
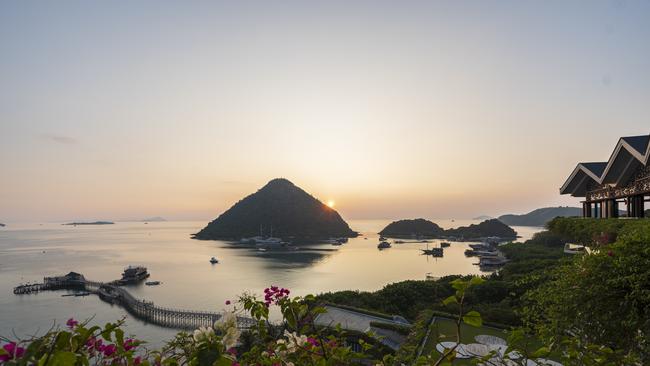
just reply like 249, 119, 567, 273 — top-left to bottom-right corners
440, 242, 451, 248
210, 257, 219, 264
145, 281, 161, 286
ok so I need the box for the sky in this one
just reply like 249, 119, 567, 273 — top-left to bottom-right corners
1, 0, 649, 223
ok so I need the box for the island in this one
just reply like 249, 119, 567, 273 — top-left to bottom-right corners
379, 219, 444, 238
444, 219, 517, 239
472, 215, 493, 220
193, 178, 357, 241
379, 218, 517, 240
141, 217, 166, 222
0, 223, 5, 227
497, 206, 582, 227
63, 221, 114, 226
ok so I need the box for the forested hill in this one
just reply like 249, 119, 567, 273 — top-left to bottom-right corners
379, 219, 445, 238
379, 218, 517, 239
444, 219, 517, 239
498, 207, 581, 227
194, 178, 357, 241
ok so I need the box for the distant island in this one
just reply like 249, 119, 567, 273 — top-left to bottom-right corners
472, 215, 493, 220
379, 219, 444, 238
63, 221, 114, 226
497, 207, 582, 227
379, 218, 516, 239
193, 178, 357, 241
141, 217, 166, 222
0, 223, 5, 227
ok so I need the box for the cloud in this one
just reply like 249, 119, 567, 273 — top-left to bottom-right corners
40, 133, 79, 145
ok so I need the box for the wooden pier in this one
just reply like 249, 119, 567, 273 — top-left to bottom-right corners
13, 273, 256, 330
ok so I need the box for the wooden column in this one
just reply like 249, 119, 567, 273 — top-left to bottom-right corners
639, 196, 645, 218
607, 199, 618, 218
583, 202, 592, 218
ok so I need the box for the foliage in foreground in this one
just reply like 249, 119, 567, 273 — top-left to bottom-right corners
522, 219, 650, 364
0, 286, 372, 366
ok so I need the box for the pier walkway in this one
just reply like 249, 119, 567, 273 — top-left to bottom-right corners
14, 273, 256, 330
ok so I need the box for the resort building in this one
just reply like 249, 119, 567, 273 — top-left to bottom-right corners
560, 134, 650, 218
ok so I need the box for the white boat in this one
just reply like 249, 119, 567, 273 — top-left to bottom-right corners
210, 257, 219, 264
425, 272, 439, 281
469, 243, 492, 250
564, 243, 586, 255
478, 256, 508, 267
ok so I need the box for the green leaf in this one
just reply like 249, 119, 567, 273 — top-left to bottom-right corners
49, 351, 77, 366
532, 346, 551, 358
462, 310, 483, 327
469, 276, 485, 286
115, 328, 125, 348
450, 279, 467, 291
214, 356, 234, 366
442, 295, 458, 306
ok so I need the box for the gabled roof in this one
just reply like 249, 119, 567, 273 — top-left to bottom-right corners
560, 133, 650, 197
622, 135, 650, 155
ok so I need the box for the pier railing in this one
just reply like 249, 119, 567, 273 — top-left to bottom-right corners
14, 276, 256, 330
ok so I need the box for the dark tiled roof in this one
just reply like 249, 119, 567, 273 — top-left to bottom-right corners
580, 162, 607, 177
622, 135, 650, 155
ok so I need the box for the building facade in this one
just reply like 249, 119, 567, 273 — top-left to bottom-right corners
560, 134, 650, 218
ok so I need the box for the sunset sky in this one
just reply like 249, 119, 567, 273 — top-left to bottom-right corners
1, 1, 649, 222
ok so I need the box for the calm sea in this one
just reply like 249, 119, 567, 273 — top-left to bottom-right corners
0, 220, 541, 347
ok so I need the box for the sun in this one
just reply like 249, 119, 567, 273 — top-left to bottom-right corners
327, 200, 335, 208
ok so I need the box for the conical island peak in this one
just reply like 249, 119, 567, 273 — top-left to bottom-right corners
194, 178, 357, 241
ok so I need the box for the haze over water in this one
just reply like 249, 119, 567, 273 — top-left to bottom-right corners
0, 220, 540, 346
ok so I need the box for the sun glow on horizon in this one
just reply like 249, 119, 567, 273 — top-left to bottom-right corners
327, 200, 335, 208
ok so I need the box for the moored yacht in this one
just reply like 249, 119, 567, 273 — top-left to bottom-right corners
210, 257, 219, 264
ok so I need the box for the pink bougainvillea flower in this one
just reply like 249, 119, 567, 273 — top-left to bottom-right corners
123, 339, 137, 351
134, 356, 142, 365
263, 286, 290, 306
66, 318, 79, 329
103, 344, 117, 357
0, 342, 26, 361
225, 300, 231, 305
